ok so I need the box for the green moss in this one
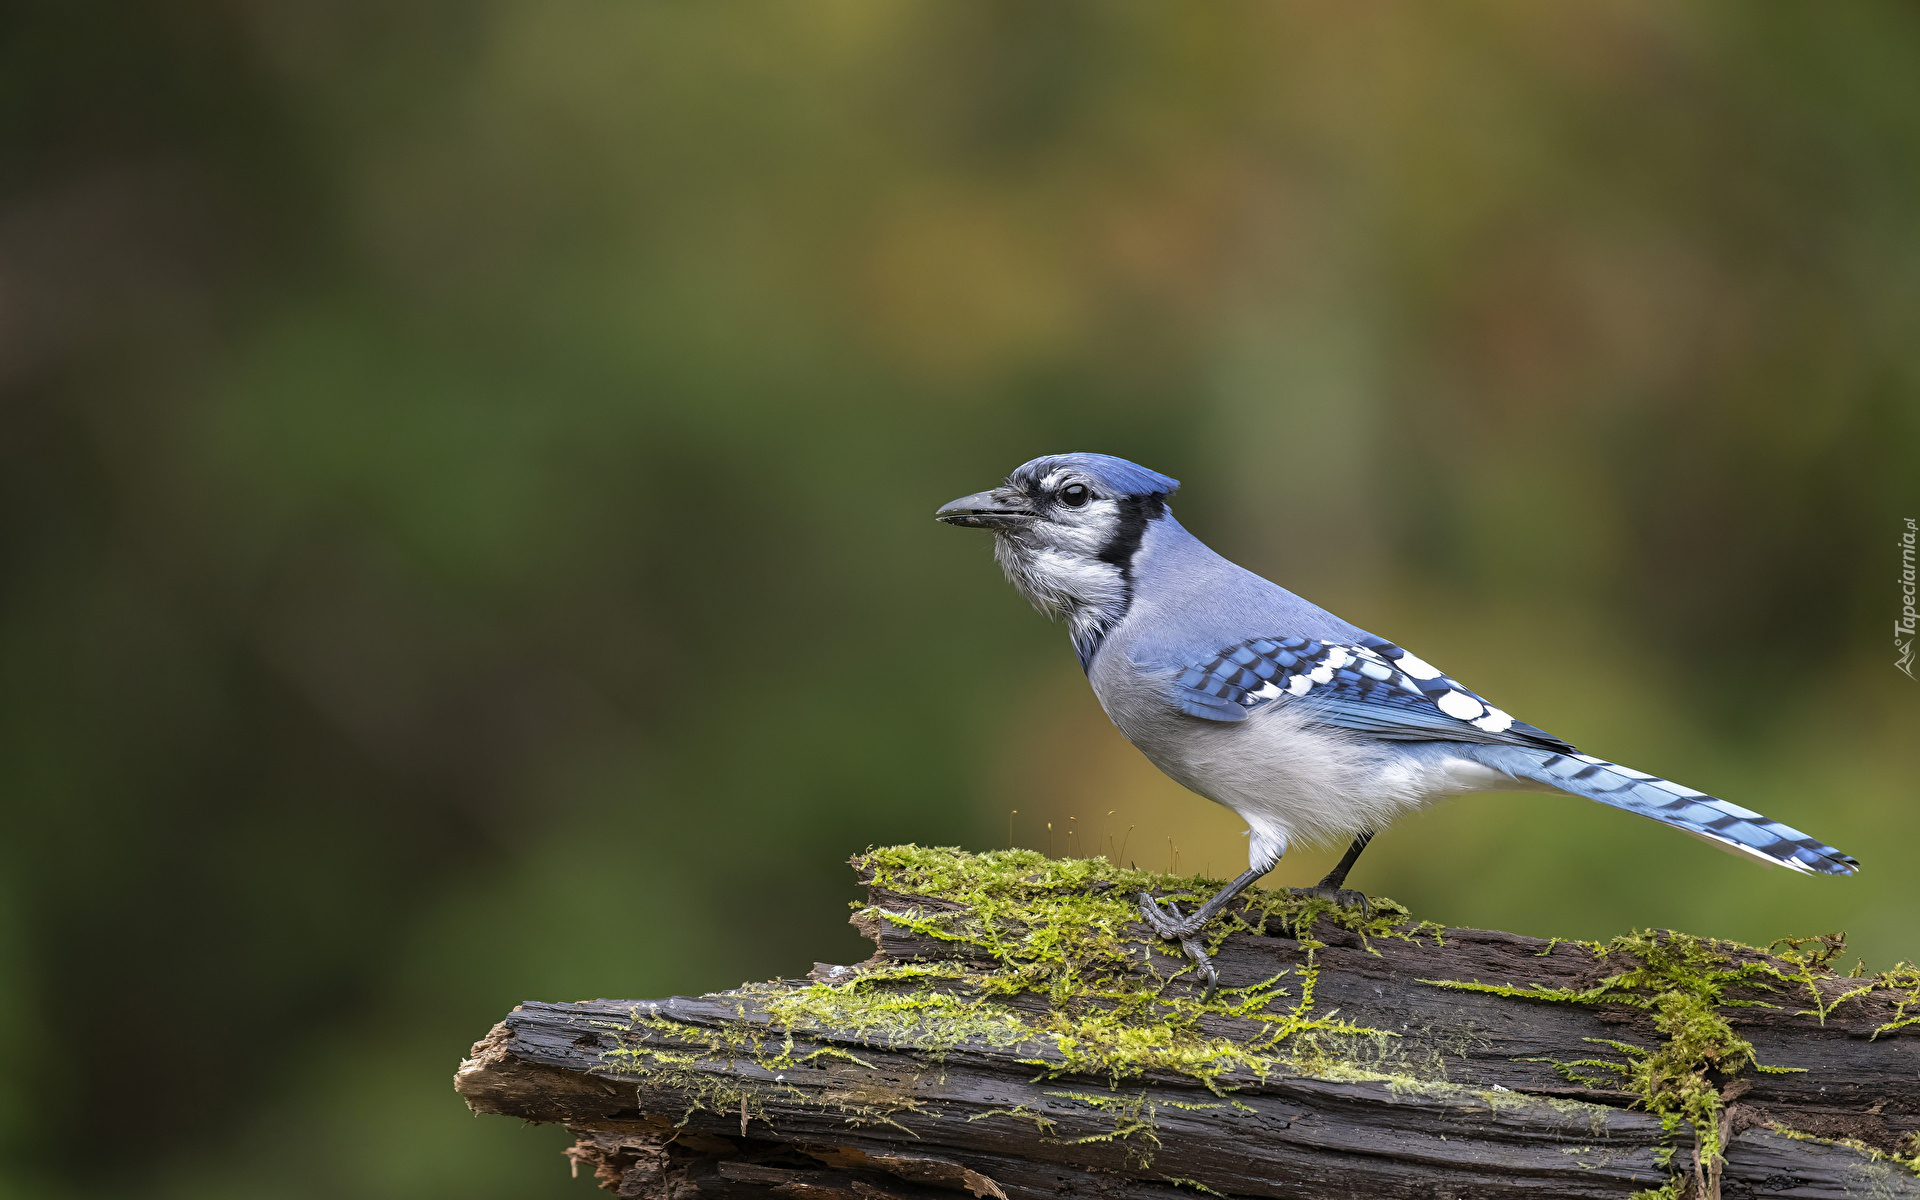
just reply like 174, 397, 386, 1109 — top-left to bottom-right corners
823, 845, 1443, 1088
1430, 931, 1790, 1196
595, 1014, 800, 1130
1428, 929, 1920, 1198
762, 961, 1036, 1054
596, 1009, 927, 1132
1865, 962, 1920, 1040
587, 845, 1914, 1192
1043, 1089, 1179, 1168
1766, 1122, 1920, 1177
1476, 1086, 1612, 1135
588, 844, 1452, 1164
965, 1104, 1059, 1134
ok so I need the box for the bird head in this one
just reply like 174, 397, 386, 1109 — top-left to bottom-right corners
937, 453, 1179, 652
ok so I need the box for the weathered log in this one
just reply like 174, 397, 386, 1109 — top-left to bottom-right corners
456, 847, 1920, 1200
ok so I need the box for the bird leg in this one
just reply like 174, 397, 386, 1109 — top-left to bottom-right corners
1288, 830, 1375, 913
1137, 860, 1274, 1000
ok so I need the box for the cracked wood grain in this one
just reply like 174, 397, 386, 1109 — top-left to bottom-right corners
457, 881, 1920, 1200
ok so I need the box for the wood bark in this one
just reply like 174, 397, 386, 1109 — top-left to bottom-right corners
457, 873, 1920, 1200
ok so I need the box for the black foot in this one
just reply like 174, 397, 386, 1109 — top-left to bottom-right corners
1288, 885, 1372, 916
1136, 892, 1219, 1000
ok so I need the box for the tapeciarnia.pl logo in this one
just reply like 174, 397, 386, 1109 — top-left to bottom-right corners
1899, 517, 1917, 679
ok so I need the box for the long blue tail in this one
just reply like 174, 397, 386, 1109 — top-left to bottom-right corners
1462, 745, 1859, 876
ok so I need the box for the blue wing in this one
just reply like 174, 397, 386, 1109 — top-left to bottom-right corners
1170, 635, 1858, 874
1169, 634, 1574, 753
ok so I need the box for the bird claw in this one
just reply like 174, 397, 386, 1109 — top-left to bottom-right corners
1137, 892, 1221, 1001
1136, 892, 1201, 938
1288, 885, 1372, 916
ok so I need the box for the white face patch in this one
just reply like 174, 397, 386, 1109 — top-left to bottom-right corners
991, 478, 1137, 656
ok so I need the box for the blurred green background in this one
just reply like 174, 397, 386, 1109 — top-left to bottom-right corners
3, 1, 1917, 1195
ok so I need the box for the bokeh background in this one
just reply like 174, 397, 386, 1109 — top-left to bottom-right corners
3, 2, 1917, 1195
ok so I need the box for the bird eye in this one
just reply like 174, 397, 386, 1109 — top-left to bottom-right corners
1059, 483, 1091, 507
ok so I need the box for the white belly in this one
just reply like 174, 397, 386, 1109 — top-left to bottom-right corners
1094, 672, 1537, 867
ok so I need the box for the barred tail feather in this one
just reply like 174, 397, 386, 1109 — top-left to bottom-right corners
1464, 746, 1859, 876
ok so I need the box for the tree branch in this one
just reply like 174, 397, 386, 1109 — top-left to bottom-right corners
456, 847, 1920, 1199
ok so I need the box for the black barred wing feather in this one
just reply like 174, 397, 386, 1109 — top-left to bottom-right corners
1169, 634, 1858, 875
1171, 634, 1573, 753
1485, 746, 1858, 875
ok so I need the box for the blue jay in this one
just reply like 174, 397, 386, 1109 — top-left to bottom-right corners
937, 452, 1857, 995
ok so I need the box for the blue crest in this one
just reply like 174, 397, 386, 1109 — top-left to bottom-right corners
1009, 453, 1180, 498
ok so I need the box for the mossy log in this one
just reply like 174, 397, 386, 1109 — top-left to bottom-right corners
457, 847, 1920, 1200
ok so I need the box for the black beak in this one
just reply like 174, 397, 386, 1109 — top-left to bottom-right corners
936, 489, 1037, 529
